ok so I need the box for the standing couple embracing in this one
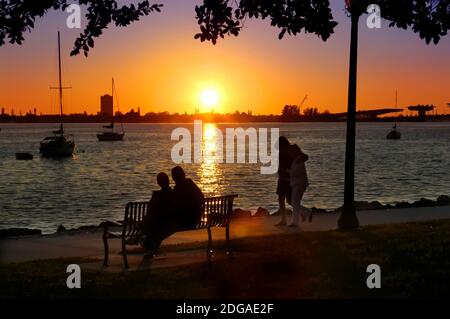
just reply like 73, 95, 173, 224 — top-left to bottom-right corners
276, 136, 312, 227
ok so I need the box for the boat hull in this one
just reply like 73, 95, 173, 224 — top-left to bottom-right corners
40, 138, 75, 158
97, 132, 125, 141
386, 130, 401, 140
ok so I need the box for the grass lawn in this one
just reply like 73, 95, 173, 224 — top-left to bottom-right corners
1, 219, 450, 299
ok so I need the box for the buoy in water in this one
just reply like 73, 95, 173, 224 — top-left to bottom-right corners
16, 153, 34, 160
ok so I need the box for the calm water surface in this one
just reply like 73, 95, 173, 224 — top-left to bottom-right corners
1, 122, 449, 233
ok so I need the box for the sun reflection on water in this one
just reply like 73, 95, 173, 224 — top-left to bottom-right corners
198, 123, 224, 195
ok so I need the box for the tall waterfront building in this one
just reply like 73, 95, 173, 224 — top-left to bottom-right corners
100, 95, 113, 117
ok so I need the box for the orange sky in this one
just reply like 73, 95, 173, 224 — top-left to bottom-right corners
0, 1, 449, 116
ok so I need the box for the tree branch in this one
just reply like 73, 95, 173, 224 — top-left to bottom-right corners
0, 0, 163, 56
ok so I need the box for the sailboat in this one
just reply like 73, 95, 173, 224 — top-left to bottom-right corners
40, 32, 75, 158
387, 90, 401, 140
97, 78, 125, 141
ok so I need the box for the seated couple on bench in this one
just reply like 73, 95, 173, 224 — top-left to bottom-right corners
142, 166, 204, 257
103, 166, 237, 268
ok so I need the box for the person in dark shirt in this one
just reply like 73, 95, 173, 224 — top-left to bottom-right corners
142, 172, 174, 255
171, 166, 205, 229
275, 136, 294, 226
143, 172, 172, 228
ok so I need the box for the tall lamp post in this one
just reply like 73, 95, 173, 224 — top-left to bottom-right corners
338, 0, 362, 230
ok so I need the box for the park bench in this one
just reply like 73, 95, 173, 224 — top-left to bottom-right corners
102, 194, 238, 268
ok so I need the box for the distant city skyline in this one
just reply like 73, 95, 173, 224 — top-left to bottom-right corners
1, 103, 448, 122
0, 0, 449, 116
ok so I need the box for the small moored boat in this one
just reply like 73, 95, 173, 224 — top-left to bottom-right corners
386, 124, 401, 140
97, 78, 125, 142
97, 129, 124, 141
387, 90, 401, 140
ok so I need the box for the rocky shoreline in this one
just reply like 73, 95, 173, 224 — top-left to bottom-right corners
1, 195, 449, 239
233, 195, 450, 218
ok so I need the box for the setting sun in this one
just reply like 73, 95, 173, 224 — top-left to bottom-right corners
200, 89, 219, 108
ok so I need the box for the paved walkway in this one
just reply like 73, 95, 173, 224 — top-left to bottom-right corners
1, 206, 449, 271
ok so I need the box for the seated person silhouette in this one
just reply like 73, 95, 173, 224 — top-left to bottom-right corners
171, 166, 205, 230
142, 172, 173, 255
142, 167, 204, 257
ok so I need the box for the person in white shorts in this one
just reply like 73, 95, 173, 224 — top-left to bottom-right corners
288, 145, 310, 227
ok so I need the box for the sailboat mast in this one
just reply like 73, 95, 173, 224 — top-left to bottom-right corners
394, 90, 398, 127
112, 78, 115, 133
395, 90, 398, 110
57, 31, 64, 135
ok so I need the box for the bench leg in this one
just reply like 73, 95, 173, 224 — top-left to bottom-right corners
122, 238, 129, 269
103, 231, 109, 267
226, 224, 231, 256
207, 227, 213, 262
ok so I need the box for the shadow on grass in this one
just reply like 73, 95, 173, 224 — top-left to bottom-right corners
350, 221, 450, 298
2, 220, 450, 298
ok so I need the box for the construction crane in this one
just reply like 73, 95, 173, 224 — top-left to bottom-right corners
299, 94, 308, 114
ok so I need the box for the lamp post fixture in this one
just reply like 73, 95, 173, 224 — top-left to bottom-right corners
338, 0, 364, 230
